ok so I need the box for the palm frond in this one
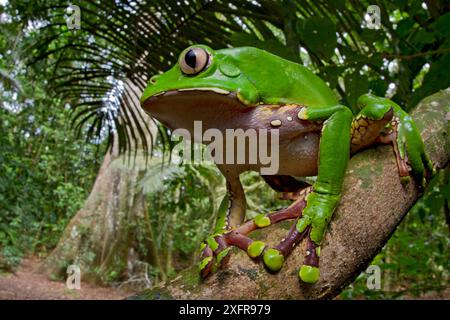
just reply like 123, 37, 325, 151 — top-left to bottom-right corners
17, 0, 448, 155
21, 0, 275, 156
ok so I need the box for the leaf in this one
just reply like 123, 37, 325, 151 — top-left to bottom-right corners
344, 72, 369, 113
395, 18, 416, 39
409, 53, 450, 107
319, 66, 345, 89
433, 12, 450, 38
412, 29, 436, 47
296, 16, 337, 60
359, 29, 386, 43
368, 79, 388, 97
231, 32, 300, 63
326, 0, 346, 11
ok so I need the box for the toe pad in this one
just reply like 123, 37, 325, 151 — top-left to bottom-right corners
299, 265, 320, 283
263, 248, 285, 272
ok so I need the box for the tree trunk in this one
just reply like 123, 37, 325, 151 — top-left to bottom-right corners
40, 82, 158, 286
40, 149, 153, 284
132, 89, 449, 300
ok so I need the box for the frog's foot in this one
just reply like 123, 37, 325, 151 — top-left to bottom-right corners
262, 217, 308, 273
291, 191, 340, 283
199, 187, 312, 278
198, 232, 231, 277
262, 190, 337, 283
377, 114, 435, 188
297, 229, 321, 283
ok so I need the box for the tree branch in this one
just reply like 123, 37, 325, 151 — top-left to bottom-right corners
133, 88, 450, 300
381, 48, 450, 61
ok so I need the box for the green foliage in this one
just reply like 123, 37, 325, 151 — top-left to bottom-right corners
0, 103, 102, 269
142, 163, 224, 276
0, 19, 103, 268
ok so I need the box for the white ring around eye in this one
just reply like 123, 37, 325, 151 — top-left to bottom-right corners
179, 47, 209, 75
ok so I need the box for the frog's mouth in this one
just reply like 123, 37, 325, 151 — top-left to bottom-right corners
141, 89, 251, 132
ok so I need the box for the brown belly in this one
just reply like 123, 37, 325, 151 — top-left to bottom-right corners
221, 105, 321, 177
208, 104, 322, 177
143, 90, 322, 177
218, 131, 320, 177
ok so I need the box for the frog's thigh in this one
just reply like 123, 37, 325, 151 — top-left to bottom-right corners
351, 107, 393, 153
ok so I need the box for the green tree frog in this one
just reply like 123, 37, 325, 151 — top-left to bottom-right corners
141, 45, 434, 284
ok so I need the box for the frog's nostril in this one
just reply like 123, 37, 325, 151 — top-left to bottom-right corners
150, 75, 159, 84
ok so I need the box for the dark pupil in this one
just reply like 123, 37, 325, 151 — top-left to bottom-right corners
185, 49, 197, 69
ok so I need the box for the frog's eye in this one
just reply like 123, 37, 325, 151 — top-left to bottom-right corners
179, 47, 210, 75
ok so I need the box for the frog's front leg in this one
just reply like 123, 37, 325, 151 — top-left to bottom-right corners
295, 105, 353, 283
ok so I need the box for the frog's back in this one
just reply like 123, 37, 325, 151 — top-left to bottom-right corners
218, 47, 339, 108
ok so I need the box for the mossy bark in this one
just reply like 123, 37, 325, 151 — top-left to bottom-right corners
132, 88, 449, 300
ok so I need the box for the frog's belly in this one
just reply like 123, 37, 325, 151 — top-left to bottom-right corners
143, 90, 322, 177
218, 105, 321, 176
276, 132, 320, 177
222, 131, 320, 177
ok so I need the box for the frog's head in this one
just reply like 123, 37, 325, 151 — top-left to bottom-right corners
140, 45, 276, 131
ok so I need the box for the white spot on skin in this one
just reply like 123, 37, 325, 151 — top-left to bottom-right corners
297, 108, 307, 120
271, 119, 282, 127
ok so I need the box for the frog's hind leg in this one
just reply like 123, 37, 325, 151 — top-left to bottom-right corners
349, 100, 412, 176
350, 107, 394, 154
199, 185, 313, 277
225, 186, 312, 272
199, 171, 308, 277
259, 187, 312, 272
355, 94, 435, 187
